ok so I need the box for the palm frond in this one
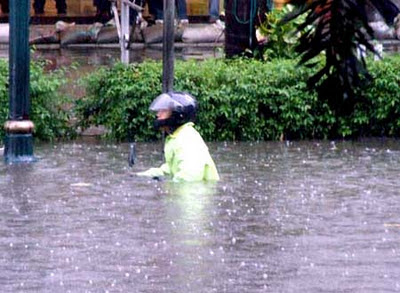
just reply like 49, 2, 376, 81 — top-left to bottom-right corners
285, 0, 399, 113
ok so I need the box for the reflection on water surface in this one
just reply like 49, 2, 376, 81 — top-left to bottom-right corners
0, 139, 400, 292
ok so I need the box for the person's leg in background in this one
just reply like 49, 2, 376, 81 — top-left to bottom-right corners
209, 0, 219, 22
151, 0, 163, 23
146, 0, 157, 24
33, 0, 46, 14
175, 0, 188, 23
93, 0, 99, 13
94, 0, 112, 23
147, 0, 156, 17
55, 0, 67, 14
0, 0, 9, 13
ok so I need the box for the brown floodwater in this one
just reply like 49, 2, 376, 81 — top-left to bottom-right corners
1, 139, 400, 292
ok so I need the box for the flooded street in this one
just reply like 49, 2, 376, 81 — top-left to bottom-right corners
1, 139, 399, 292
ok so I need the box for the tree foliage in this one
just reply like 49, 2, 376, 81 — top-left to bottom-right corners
283, 0, 399, 114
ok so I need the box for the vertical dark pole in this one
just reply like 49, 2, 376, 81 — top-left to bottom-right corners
162, 0, 174, 93
4, 0, 36, 163
225, 0, 254, 58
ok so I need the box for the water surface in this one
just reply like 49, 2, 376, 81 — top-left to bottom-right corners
1, 139, 400, 292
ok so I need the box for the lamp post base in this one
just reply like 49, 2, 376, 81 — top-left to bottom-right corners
4, 133, 36, 164
4, 120, 36, 164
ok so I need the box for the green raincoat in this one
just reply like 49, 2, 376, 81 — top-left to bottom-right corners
137, 122, 219, 181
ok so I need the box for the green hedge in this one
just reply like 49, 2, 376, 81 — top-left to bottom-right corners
0, 59, 75, 142
77, 56, 400, 141
76, 58, 328, 141
2, 55, 399, 143
351, 57, 400, 137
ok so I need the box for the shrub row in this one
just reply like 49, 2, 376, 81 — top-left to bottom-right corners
0, 59, 75, 142
76, 58, 323, 141
1, 55, 399, 142
76, 56, 400, 141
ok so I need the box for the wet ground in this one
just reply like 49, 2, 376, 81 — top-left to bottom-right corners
1, 139, 400, 292
29, 44, 223, 67
0, 38, 223, 67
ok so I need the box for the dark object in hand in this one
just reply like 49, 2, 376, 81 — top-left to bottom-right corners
128, 143, 136, 167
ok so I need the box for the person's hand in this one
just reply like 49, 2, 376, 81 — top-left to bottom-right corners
135, 168, 164, 178
133, 171, 162, 181
136, 171, 148, 176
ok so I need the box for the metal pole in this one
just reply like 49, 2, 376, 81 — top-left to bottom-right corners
4, 0, 36, 163
225, 0, 254, 58
121, 0, 130, 64
162, 0, 175, 93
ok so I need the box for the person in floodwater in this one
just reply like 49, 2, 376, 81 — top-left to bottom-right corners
137, 92, 220, 182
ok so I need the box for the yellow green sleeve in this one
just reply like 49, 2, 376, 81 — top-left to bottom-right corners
136, 163, 171, 178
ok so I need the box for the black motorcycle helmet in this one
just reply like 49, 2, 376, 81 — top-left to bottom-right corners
150, 91, 197, 131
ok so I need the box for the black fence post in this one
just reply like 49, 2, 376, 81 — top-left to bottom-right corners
162, 0, 175, 93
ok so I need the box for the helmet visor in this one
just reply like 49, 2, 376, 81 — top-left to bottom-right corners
150, 92, 196, 112
149, 93, 181, 112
